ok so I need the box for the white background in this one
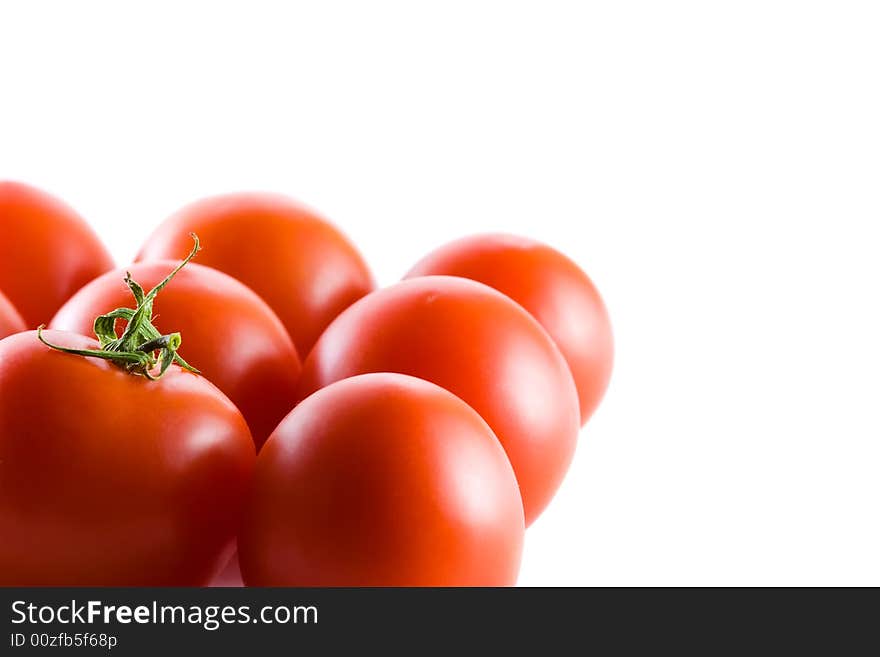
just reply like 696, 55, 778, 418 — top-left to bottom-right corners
1, 1, 878, 586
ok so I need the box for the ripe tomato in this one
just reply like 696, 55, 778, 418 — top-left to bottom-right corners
136, 192, 375, 357
407, 234, 614, 425
51, 262, 301, 449
296, 276, 580, 526
0, 181, 114, 327
0, 330, 255, 585
0, 290, 26, 340
240, 373, 524, 586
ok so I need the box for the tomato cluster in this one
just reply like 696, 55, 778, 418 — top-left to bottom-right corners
0, 181, 613, 586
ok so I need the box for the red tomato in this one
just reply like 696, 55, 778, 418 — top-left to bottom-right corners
240, 373, 524, 586
209, 553, 245, 587
297, 276, 580, 526
0, 181, 114, 327
0, 330, 255, 585
407, 234, 614, 425
0, 290, 26, 340
51, 262, 301, 449
136, 192, 375, 357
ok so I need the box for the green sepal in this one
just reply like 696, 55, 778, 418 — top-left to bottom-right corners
38, 235, 202, 381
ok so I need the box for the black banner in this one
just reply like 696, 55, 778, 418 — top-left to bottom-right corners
0, 587, 871, 653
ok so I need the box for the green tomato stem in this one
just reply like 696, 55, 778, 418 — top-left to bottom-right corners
37, 234, 201, 381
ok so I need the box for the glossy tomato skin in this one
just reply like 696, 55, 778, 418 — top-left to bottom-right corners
0, 331, 255, 586
407, 234, 614, 426
0, 182, 114, 327
297, 276, 580, 526
240, 373, 524, 586
51, 262, 301, 449
136, 192, 375, 357
0, 290, 26, 339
